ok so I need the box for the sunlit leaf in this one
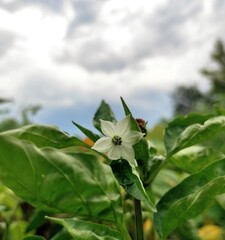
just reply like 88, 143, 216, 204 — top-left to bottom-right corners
164, 113, 212, 155
1, 124, 87, 149
0, 135, 123, 224
47, 217, 125, 240
154, 158, 225, 240
166, 115, 225, 157
171, 146, 224, 173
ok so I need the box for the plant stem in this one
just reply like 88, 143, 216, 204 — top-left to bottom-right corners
118, 222, 132, 240
134, 198, 144, 240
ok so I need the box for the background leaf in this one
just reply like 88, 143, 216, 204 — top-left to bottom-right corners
0, 135, 123, 225
72, 121, 100, 142
47, 217, 125, 240
171, 145, 224, 173
153, 158, 225, 240
164, 113, 212, 156
93, 100, 116, 132
166, 115, 225, 157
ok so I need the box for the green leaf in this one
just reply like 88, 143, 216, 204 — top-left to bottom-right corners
215, 105, 225, 115
133, 138, 149, 162
72, 121, 100, 142
9, 220, 28, 240
143, 155, 165, 186
171, 146, 224, 173
110, 160, 156, 212
175, 220, 200, 240
50, 229, 73, 240
93, 100, 116, 132
0, 135, 123, 224
153, 158, 225, 240
166, 115, 225, 157
151, 169, 184, 200
164, 113, 212, 156
47, 217, 125, 240
0, 124, 87, 149
26, 209, 49, 232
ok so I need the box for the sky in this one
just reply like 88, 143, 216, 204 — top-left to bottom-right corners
0, 0, 225, 136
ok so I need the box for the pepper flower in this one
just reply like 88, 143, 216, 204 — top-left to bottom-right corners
92, 115, 144, 166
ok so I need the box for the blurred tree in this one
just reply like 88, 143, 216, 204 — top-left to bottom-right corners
0, 98, 41, 132
0, 98, 13, 104
201, 40, 225, 94
172, 85, 210, 115
172, 40, 225, 116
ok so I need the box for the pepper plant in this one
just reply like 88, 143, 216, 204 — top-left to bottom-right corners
0, 97, 225, 240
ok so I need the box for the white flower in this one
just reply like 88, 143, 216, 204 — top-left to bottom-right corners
91, 115, 144, 165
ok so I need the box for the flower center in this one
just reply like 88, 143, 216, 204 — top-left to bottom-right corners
112, 135, 122, 145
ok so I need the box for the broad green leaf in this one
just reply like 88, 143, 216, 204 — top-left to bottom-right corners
0, 124, 87, 149
93, 100, 116, 132
0, 135, 123, 224
110, 160, 156, 212
171, 146, 224, 173
72, 121, 100, 142
166, 115, 225, 157
154, 158, 225, 240
164, 113, 212, 156
47, 217, 125, 240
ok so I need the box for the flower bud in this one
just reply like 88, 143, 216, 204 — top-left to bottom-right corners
136, 118, 147, 137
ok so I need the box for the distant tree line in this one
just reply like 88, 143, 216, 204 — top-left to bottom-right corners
172, 40, 225, 115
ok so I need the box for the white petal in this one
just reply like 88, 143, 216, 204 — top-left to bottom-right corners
115, 115, 131, 136
120, 143, 135, 161
122, 131, 144, 145
127, 158, 138, 167
100, 120, 116, 137
91, 137, 112, 153
107, 145, 121, 160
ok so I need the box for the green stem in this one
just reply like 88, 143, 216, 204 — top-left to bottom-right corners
118, 222, 132, 240
134, 198, 144, 240
3, 221, 9, 240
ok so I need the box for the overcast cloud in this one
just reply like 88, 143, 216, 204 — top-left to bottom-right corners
0, 0, 224, 134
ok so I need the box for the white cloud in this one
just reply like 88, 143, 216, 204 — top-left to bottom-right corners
0, 0, 224, 132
